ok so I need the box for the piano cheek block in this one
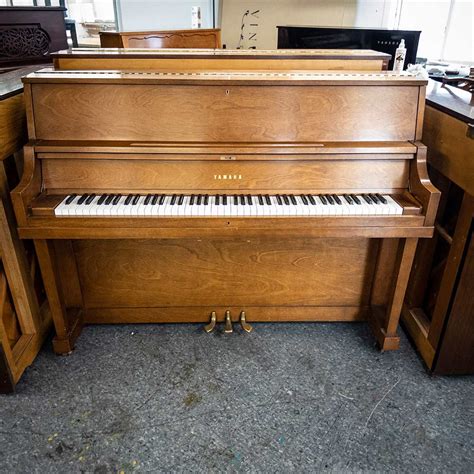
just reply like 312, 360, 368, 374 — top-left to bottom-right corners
15, 68, 438, 354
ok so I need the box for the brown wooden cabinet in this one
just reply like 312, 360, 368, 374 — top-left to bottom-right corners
99, 28, 221, 49
0, 67, 51, 393
403, 80, 474, 375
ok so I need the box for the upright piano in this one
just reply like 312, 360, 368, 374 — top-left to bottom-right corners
12, 68, 439, 354
52, 47, 391, 71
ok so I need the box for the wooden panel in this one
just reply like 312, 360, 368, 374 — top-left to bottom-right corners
73, 238, 379, 309
42, 158, 410, 192
55, 58, 386, 72
85, 305, 368, 324
0, 94, 26, 161
423, 106, 474, 196
31, 83, 420, 142
435, 228, 474, 374
100, 29, 221, 49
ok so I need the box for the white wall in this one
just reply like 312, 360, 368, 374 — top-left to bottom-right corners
220, 0, 393, 49
117, 0, 214, 31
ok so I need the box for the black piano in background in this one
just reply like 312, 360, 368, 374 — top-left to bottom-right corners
277, 26, 421, 70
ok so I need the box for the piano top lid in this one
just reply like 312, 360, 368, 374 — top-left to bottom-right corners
23, 68, 427, 86
52, 47, 392, 61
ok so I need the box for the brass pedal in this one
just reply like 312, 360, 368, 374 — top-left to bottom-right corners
204, 311, 217, 333
240, 311, 253, 333
224, 310, 233, 333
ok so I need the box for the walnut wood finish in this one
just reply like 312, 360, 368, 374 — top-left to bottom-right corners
52, 48, 390, 72
99, 29, 222, 49
12, 69, 438, 355
403, 95, 474, 374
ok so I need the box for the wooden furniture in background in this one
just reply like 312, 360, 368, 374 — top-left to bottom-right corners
12, 68, 438, 355
52, 48, 391, 71
0, 67, 50, 393
277, 26, 421, 70
99, 28, 221, 49
403, 80, 473, 375
0, 6, 68, 69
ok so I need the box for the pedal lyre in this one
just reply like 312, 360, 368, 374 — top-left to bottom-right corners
224, 310, 233, 333
240, 311, 253, 333
204, 311, 217, 333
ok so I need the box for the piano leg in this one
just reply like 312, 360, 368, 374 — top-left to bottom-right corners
370, 237, 419, 351
34, 240, 83, 355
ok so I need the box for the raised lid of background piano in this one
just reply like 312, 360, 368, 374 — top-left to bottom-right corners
51, 48, 391, 71
53, 47, 391, 60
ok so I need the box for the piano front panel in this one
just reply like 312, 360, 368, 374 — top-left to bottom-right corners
69, 238, 383, 309
41, 157, 411, 193
31, 83, 420, 142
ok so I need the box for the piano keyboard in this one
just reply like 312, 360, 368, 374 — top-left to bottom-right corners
54, 193, 403, 217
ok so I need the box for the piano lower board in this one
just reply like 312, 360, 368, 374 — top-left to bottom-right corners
84, 306, 369, 324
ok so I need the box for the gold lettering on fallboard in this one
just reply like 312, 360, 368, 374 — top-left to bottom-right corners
213, 174, 243, 180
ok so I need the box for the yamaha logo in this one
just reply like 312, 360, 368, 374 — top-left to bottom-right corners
214, 174, 242, 180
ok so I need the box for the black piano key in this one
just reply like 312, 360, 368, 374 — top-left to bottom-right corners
189, 194, 195, 205
319, 194, 328, 205
124, 195, 132, 205
258, 195, 264, 205
351, 194, 361, 205
159, 194, 166, 205
332, 194, 342, 205
215, 195, 220, 205
369, 193, 379, 204
308, 195, 316, 205
105, 194, 114, 205
65, 193, 77, 205
85, 193, 96, 205
290, 195, 297, 205
150, 194, 158, 205
144, 194, 152, 205
178, 194, 184, 205
233, 195, 238, 205
112, 194, 121, 205
223, 195, 228, 205
170, 194, 177, 205
240, 195, 245, 205
362, 194, 372, 204
77, 194, 89, 205
204, 194, 209, 205
376, 193, 387, 204
276, 195, 283, 205
246, 195, 252, 205
343, 194, 353, 204
265, 195, 271, 205
324, 194, 334, 205
283, 195, 290, 205
132, 194, 140, 205
300, 194, 309, 205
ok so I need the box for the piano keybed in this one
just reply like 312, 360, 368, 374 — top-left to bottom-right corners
54, 192, 405, 217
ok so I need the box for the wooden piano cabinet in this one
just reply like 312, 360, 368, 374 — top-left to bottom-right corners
11, 69, 439, 355
403, 81, 474, 374
52, 48, 391, 72
0, 69, 50, 393
99, 28, 222, 49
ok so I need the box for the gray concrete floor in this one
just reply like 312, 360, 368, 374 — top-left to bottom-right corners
0, 322, 473, 473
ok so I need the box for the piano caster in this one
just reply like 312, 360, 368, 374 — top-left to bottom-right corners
224, 310, 233, 333
204, 311, 217, 333
239, 311, 253, 333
